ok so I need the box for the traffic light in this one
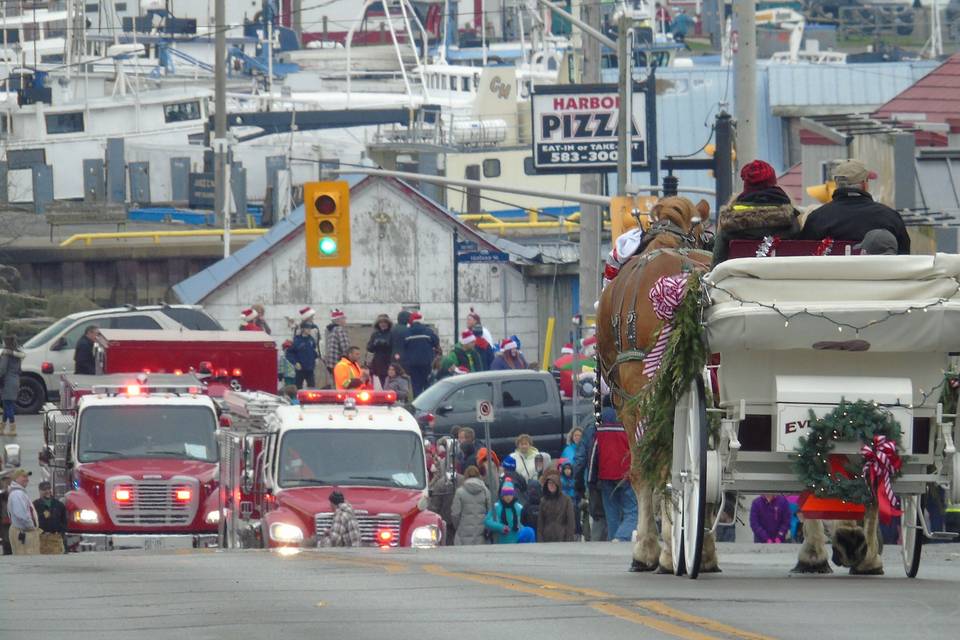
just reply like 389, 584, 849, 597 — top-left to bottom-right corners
609, 195, 656, 240
304, 181, 351, 268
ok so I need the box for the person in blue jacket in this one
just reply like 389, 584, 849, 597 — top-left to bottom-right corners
484, 480, 535, 543
285, 323, 318, 389
401, 311, 440, 397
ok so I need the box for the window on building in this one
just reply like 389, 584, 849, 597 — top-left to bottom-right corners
164, 101, 202, 123
450, 76, 458, 91
85, 3, 99, 12
45, 112, 84, 134
45, 20, 67, 39
462, 76, 470, 92
482, 159, 501, 178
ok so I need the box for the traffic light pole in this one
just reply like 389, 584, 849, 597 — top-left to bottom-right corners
714, 112, 735, 212
214, 0, 229, 256
452, 230, 460, 336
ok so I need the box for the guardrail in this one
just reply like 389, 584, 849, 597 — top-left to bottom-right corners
59, 229, 268, 247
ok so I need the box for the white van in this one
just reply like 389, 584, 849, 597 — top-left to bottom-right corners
18, 305, 222, 412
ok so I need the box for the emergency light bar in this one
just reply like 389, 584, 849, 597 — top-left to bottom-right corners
91, 383, 203, 396
297, 389, 397, 406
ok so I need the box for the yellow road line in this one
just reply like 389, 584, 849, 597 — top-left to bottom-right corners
475, 570, 614, 599
422, 564, 581, 602
637, 601, 778, 640
591, 602, 722, 640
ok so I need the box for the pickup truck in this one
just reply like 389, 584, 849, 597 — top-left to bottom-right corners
410, 370, 594, 459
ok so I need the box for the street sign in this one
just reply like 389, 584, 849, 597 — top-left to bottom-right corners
476, 399, 495, 423
188, 172, 215, 208
530, 82, 654, 174
457, 250, 509, 263
456, 239, 479, 253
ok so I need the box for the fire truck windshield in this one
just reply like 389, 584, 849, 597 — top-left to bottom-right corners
77, 405, 218, 463
278, 429, 426, 490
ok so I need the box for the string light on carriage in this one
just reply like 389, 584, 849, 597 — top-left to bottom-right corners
703, 279, 957, 335
701, 278, 960, 409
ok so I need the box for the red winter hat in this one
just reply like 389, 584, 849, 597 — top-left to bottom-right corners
330, 308, 345, 320
409, 311, 423, 323
740, 160, 777, 193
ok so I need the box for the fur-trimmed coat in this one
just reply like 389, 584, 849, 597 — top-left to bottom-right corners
712, 187, 801, 264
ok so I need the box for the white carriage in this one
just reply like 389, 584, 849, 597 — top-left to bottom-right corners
670, 253, 960, 578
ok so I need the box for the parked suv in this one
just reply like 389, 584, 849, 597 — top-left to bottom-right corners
18, 305, 223, 413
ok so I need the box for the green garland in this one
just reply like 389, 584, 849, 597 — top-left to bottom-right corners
792, 399, 904, 505
631, 274, 707, 487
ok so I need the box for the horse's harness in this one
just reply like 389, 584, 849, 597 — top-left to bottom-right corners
600, 222, 707, 406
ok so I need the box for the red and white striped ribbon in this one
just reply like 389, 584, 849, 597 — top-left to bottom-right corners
861, 435, 901, 513
642, 275, 689, 378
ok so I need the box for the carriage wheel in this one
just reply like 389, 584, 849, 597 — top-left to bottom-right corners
671, 375, 708, 579
900, 494, 923, 578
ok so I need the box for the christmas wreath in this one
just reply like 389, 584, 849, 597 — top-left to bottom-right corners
793, 400, 905, 522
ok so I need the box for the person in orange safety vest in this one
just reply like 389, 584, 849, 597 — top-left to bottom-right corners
333, 346, 370, 390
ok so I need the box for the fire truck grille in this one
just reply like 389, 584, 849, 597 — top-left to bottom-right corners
107, 479, 199, 526
314, 512, 402, 547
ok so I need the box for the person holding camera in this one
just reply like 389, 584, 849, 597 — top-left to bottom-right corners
6, 468, 40, 555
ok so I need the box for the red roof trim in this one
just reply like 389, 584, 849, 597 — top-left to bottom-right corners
799, 130, 842, 146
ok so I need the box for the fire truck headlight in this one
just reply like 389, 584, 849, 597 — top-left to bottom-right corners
269, 522, 304, 544
410, 525, 440, 549
73, 509, 99, 524
204, 510, 221, 524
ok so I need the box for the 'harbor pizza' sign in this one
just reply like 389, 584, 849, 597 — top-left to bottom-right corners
530, 83, 650, 174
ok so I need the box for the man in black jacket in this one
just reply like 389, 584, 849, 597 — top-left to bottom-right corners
34, 481, 67, 554
73, 325, 99, 375
798, 160, 910, 254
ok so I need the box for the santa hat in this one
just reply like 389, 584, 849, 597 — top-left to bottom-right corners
561, 343, 574, 355
499, 337, 518, 352
460, 330, 476, 345
581, 335, 598, 357
455, 366, 469, 375
299, 306, 316, 321
409, 311, 423, 322
330, 308, 345, 320
241, 308, 258, 322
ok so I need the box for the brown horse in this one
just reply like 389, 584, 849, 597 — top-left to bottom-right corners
596, 197, 715, 573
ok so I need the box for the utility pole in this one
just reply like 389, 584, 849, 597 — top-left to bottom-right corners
616, 10, 633, 195
732, 0, 756, 188
293, 0, 303, 41
214, 0, 230, 256
578, 0, 602, 319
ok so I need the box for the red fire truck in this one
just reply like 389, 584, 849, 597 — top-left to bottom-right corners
41, 374, 222, 551
219, 389, 444, 549
94, 329, 278, 394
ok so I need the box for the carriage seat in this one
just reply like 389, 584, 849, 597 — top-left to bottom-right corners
726, 239, 859, 259
703, 253, 960, 353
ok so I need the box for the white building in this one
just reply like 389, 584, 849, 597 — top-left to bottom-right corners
172, 174, 544, 362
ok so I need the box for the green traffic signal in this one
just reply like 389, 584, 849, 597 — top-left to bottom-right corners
319, 237, 338, 256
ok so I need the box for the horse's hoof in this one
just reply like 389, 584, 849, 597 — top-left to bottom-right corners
790, 561, 833, 574
700, 565, 722, 574
655, 564, 673, 575
629, 559, 657, 572
849, 565, 884, 576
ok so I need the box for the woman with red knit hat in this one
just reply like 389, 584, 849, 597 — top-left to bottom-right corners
712, 159, 801, 264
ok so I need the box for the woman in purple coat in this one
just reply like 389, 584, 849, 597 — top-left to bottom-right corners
750, 494, 792, 543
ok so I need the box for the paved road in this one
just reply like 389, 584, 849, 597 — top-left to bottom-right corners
3, 416, 959, 640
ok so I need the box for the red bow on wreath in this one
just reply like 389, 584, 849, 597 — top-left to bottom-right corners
861, 435, 903, 524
